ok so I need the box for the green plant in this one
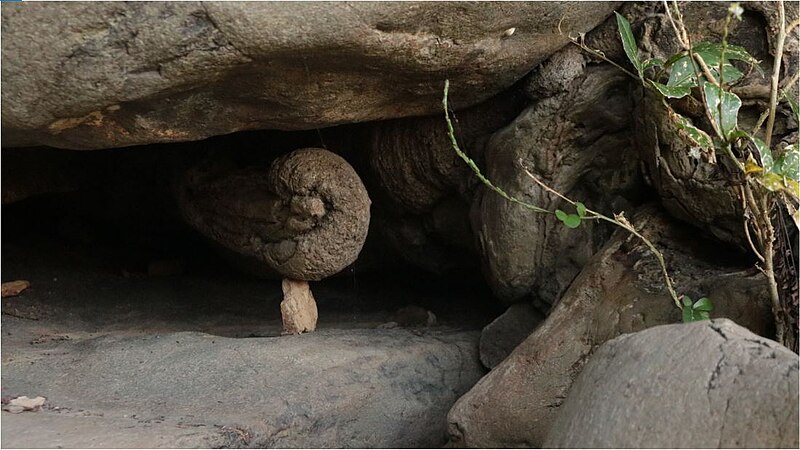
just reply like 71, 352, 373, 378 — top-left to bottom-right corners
444, 2, 799, 331
602, 2, 798, 346
682, 296, 713, 323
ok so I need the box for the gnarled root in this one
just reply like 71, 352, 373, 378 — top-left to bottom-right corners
176, 147, 371, 280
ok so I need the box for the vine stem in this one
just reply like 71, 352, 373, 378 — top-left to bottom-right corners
521, 166, 682, 309
442, 80, 549, 215
765, 0, 786, 149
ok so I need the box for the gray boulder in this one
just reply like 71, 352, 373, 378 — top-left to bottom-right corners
545, 319, 799, 448
447, 206, 775, 448
1, 329, 484, 448
479, 302, 544, 369
1, 2, 618, 150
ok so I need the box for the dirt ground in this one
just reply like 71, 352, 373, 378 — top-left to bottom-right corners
1, 198, 496, 448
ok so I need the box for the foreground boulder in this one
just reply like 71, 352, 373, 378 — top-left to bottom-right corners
447, 206, 774, 447
2, 2, 619, 150
1, 329, 484, 448
545, 319, 799, 448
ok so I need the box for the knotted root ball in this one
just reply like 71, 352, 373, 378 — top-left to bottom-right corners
177, 148, 371, 280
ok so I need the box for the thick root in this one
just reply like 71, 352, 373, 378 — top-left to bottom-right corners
177, 148, 371, 280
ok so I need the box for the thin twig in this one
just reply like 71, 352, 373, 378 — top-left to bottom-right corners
781, 70, 799, 90
663, 0, 689, 50
521, 165, 681, 308
442, 80, 549, 215
752, 109, 771, 136
739, 185, 767, 263
569, 37, 640, 81
521, 166, 575, 206
761, 193, 786, 344
766, 1, 787, 148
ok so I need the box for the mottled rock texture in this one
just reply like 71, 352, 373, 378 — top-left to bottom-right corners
176, 148, 371, 280
545, 319, 799, 448
2, 1, 619, 150
479, 302, 544, 369
2, 329, 484, 448
447, 206, 775, 448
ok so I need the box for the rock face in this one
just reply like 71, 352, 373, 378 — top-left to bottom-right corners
1, 329, 484, 448
367, 90, 526, 275
479, 302, 544, 369
447, 205, 775, 448
475, 48, 644, 304
176, 148, 371, 280
280, 279, 318, 334
2, 2, 619, 150
545, 319, 799, 448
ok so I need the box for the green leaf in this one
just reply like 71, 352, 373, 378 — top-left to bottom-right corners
643, 58, 664, 71
746, 135, 773, 173
698, 311, 711, 320
703, 81, 742, 139
670, 110, 715, 151
563, 214, 582, 229
758, 172, 786, 192
664, 51, 688, 69
650, 80, 691, 99
667, 42, 758, 88
555, 209, 568, 221
667, 55, 697, 87
682, 296, 693, 307
712, 63, 744, 85
776, 144, 799, 181
694, 42, 760, 67
692, 297, 713, 312
615, 12, 642, 77
575, 202, 587, 218
682, 306, 693, 323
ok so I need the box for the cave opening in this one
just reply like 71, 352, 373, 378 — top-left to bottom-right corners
1, 125, 503, 340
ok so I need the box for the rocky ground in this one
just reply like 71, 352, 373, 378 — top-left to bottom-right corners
1, 202, 495, 448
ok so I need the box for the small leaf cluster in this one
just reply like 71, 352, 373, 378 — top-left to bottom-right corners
554, 202, 587, 229
614, 10, 799, 200
682, 296, 713, 322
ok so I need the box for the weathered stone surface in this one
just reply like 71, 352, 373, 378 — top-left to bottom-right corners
2, 2, 619, 150
176, 148, 371, 280
545, 319, 799, 448
476, 53, 644, 304
280, 279, 318, 334
479, 302, 544, 369
447, 205, 774, 448
367, 90, 525, 275
2, 329, 484, 448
